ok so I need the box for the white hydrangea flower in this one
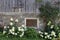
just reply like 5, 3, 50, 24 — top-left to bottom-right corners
12, 27, 15, 31
47, 21, 51, 25
51, 31, 56, 36
9, 29, 12, 33
54, 35, 56, 37
21, 25, 27, 31
39, 31, 43, 34
10, 18, 13, 21
3, 31, 6, 34
22, 25, 25, 27
4, 26, 7, 29
45, 32, 48, 35
19, 32, 24, 37
20, 29, 24, 31
15, 19, 18, 22
12, 32, 15, 35
18, 28, 21, 31
15, 33, 17, 35
18, 27, 21, 31
40, 35, 43, 37
45, 36, 47, 38
10, 22, 13, 26
47, 35, 50, 38
50, 25, 54, 29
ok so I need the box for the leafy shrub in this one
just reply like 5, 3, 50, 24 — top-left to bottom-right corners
3, 18, 27, 37
38, 21, 60, 40
24, 28, 38, 38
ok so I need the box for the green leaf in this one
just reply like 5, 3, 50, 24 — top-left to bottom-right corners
36, 0, 42, 2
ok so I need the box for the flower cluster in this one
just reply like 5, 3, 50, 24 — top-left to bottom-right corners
39, 31, 56, 40
3, 18, 27, 37
39, 21, 59, 40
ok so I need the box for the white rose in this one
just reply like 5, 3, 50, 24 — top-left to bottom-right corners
50, 25, 54, 29
10, 22, 13, 25
45, 32, 48, 35
4, 26, 7, 29
15, 19, 18, 22
10, 18, 13, 21
3, 31, 6, 34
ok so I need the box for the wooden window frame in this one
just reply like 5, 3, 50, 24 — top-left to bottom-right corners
25, 18, 39, 29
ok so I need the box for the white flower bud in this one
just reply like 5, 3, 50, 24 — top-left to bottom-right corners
51, 31, 56, 36
12, 27, 15, 31
18, 27, 21, 31
10, 18, 13, 21
9, 29, 12, 33
50, 25, 54, 29
54, 35, 56, 37
10, 22, 13, 26
45, 32, 48, 35
39, 31, 43, 34
47, 35, 50, 38
18, 28, 24, 31
12, 32, 14, 35
45, 36, 47, 38
40, 35, 43, 37
15, 19, 18, 22
47, 21, 51, 25
22, 25, 25, 27
4, 26, 7, 29
15, 33, 17, 35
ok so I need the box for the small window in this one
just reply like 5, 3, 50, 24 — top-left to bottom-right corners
25, 18, 39, 28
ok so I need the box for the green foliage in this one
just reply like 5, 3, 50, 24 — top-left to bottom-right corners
24, 28, 38, 38
39, 2, 59, 22
38, 21, 60, 40
36, 0, 42, 2
0, 32, 44, 40
3, 18, 27, 37
46, 21, 60, 37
